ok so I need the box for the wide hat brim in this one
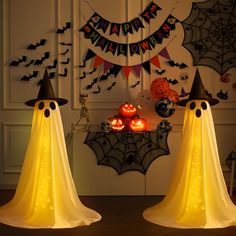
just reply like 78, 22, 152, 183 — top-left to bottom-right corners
176, 97, 219, 107
25, 98, 68, 107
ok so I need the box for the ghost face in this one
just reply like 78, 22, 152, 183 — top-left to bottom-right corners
188, 100, 208, 118
36, 100, 57, 118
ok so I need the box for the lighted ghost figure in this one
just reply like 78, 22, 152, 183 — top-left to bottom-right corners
143, 100, 236, 228
0, 100, 101, 228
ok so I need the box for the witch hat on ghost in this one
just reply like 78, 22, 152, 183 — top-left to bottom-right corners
177, 68, 219, 107
25, 68, 68, 106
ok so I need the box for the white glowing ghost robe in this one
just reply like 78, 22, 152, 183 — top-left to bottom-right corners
0, 100, 101, 228
143, 100, 236, 228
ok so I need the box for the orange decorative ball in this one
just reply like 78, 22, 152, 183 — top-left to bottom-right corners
168, 89, 179, 103
150, 78, 170, 99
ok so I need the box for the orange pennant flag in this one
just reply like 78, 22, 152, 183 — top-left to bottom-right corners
150, 55, 160, 68
93, 55, 104, 68
122, 66, 131, 79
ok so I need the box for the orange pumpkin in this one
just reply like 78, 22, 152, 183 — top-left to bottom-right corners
129, 117, 147, 132
118, 103, 137, 118
109, 117, 125, 132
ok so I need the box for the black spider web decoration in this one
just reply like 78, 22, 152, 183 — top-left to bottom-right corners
84, 130, 170, 175
182, 0, 236, 76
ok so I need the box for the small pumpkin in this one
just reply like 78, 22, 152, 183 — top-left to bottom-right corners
129, 117, 147, 132
118, 103, 137, 118
109, 116, 125, 132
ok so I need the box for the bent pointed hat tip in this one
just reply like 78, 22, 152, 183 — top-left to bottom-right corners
25, 68, 68, 107
176, 68, 219, 107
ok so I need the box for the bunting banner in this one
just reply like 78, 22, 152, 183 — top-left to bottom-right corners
79, 14, 179, 56
87, 1, 161, 36
80, 47, 171, 80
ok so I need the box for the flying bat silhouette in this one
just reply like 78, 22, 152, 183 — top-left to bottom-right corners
78, 61, 86, 68
60, 48, 69, 55
79, 72, 86, 79
167, 60, 188, 69
20, 71, 39, 81
130, 81, 140, 88
34, 52, 50, 65
60, 42, 72, 46
57, 22, 71, 34
59, 67, 68, 77
10, 56, 27, 66
27, 39, 47, 50
179, 87, 190, 97
25, 59, 34, 67
93, 85, 101, 94
217, 89, 228, 100
154, 69, 166, 75
167, 78, 179, 85
86, 78, 98, 89
47, 59, 58, 69
107, 82, 116, 90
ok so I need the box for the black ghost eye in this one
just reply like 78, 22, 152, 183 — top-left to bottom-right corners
38, 102, 44, 110
201, 102, 207, 110
44, 109, 50, 118
190, 102, 196, 110
196, 109, 201, 118
50, 102, 56, 110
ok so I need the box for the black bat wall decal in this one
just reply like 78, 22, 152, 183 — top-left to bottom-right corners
217, 89, 228, 100
34, 52, 50, 65
25, 59, 34, 67
130, 81, 140, 88
60, 42, 72, 46
154, 69, 166, 75
47, 59, 58, 69
80, 72, 86, 79
167, 78, 179, 85
27, 39, 47, 50
10, 56, 27, 66
93, 85, 101, 94
78, 61, 86, 68
60, 48, 69, 55
107, 82, 116, 90
167, 60, 188, 69
88, 68, 97, 74
57, 22, 71, 34
59, 67, 68, 77
179, 87, 190, 97
86, 78, 98, 89
20, 71, 39, 81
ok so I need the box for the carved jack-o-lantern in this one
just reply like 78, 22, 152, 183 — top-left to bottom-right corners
109, 117, 125, 131
119, 103, 137, 118
129, 117, 147, 132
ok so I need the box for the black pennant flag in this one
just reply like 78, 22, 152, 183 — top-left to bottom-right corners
142, 61, 151, 74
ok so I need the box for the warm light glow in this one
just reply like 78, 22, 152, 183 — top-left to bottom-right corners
0, 100, 101, 228
143, 100, 236, 228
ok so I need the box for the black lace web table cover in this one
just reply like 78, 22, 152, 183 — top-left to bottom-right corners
84, 122, 171, 175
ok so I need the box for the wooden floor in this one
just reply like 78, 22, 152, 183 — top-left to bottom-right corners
0, 190, 236, 236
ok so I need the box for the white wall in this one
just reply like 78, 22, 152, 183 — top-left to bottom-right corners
0, 0, 235, 194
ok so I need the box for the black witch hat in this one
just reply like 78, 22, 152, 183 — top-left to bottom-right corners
25, 68, 68, 106
177, 69, 219, 107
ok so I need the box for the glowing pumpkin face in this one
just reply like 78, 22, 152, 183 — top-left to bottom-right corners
109, 117, 125, 132
130, 117, 147, 132
119, 103, 137, 118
